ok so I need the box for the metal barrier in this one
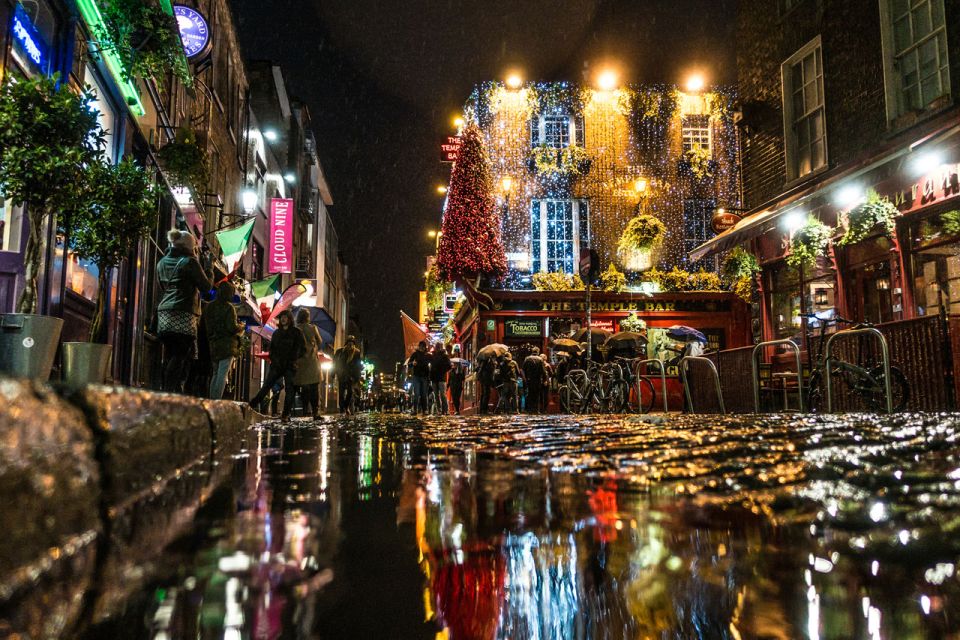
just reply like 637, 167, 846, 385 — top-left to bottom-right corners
679, 356, 725, 414
634, 359, 669, 413
824, 327, 893, 414
751, 340, 804, 413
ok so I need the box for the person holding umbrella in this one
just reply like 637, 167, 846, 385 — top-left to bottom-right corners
475, 343, 508, 414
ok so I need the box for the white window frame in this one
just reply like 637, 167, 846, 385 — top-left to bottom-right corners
530, 199, 586, 274
533, 114, 577, 148
878, 0, 951, 123
681, 116, 712, 156
781, 36, 828, 182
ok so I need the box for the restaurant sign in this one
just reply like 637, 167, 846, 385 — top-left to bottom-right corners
174, 5, 212, 60
504, 319, 542, 338
11, 3, 48, 71
891, 161, 960, 215
440, 136, 463, 163
495, 298, 731, 313
711, 210, 741, 234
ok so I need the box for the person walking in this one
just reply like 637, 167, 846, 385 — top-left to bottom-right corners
448, 345, 465, 415
430, 343, 452, 415
249, 310, 306, 423
522, 347, 547, 414
498, 352, 520, 413
293, 308, 323, 418
334, 335, 362, 415
203, 280, 243, 399
477, 355, 496, 415
406, 341, 431, 415
156, 229, 212, 394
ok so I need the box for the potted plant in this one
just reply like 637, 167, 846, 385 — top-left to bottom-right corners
97, 0, 192, 86
617, 213, 666, 271
599, 263, 626, 293
61, 158, 157, 386
0, 74, 104, 380
156, 128, 208, 196
721, 247, 761, 302
786, 217, 831, 269
532, 272, 585, 291
837, 189, 897, 246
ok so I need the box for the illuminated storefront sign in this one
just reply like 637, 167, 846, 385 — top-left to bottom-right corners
268, 198, 293, 274
440, 136, 462, 163
173, 5, 211, 59
504, 319, 542, 338
11, 4, 48, 71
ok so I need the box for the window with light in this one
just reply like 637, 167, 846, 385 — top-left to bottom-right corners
681, 116, 712, 155
782, 37, 827, 180
530, 200, 589, 274
530, 113, 583, 148
682, 199, 716, 270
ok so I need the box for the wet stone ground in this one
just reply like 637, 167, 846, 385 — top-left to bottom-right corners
84, 412, 960, 639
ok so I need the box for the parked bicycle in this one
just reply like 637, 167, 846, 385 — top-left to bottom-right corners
558, 361, 629, 414
803, 313, 910, 412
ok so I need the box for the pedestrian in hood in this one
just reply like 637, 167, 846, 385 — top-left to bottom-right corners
249, 310, 307, 423
447, 344, 466, 415
156, 229, 212, 394
430, 343, 452, 415
294, 308, 323, 418
522, 347, 547, 414
203, 280, 243, 399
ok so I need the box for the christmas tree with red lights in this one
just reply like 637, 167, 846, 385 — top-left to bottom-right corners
436, 123, 507, 284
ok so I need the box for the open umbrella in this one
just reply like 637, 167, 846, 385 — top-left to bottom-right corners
604, 331, 648, 351
551, 338, 584, 354
572, 327, 612, 346
450, 357, 470, 366
667, 325, 707, 343
476, 343, 509, 361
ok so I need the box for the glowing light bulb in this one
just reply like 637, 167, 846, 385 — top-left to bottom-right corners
506, 73, 522, 89
263, 129, 278, 142
685, 74, 706, 92
453, 116, 465, 128
437, 185, 448, 194
597, 70, 618, 91
501, 176, 513, 193
634, 177, 648, 194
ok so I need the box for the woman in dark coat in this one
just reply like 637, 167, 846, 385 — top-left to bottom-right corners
156, 229, 212, 393
249, 310, 307, 422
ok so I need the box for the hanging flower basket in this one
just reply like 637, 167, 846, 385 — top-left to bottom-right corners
527, 144, 591, 179
786, 217, 831, 269
837, 190, 898, 246
617, 213, 665, 272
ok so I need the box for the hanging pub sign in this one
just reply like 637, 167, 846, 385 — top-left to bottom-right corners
268, 198, 293, 274
504, 319, 542, 338
440, 136, 463, 163
11, 3, 49, 72
711, 209, 741, 234
174, 5, 212, 60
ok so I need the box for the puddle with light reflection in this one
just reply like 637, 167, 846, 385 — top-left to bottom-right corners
86, 413, 960, 639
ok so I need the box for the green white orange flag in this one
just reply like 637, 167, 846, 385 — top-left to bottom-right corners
250, 274, 281, 305
215, 218, 256, 273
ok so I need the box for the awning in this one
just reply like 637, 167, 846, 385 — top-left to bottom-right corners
688, 209, 783, 262
302, 306, 337, 347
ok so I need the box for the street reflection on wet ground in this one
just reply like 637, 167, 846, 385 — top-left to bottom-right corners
87, 413, 960, 639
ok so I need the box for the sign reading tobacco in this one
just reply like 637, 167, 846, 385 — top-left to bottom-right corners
440, 136, 463, 163
504, 319, 542, 338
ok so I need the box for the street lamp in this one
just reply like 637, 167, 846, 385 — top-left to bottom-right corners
501, 176, 513, 193
437, 185, 448, 194
283, 172, 296, 184
263, 128, 278, 142
506, 73, 523, 89
242, 186, 259, 214
685, 73, 706, 92
453, 115, 465, 129
634, 177, 648, 195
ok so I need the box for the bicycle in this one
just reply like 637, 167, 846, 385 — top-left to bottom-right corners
802, 313, 910, 412
559, 362, 630, 414
612, 356, 659, 414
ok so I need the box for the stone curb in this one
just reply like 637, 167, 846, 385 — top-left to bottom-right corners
0, 377, 256, 638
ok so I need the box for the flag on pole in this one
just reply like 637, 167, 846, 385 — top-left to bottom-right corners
250, 274, 281, 304
215, 218, 256, 273
401, 310, 429, 358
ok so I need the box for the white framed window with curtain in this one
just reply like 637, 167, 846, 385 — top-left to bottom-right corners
530, 199, 589, 274
879, 0, 951, 121
530, 113, 583, 148
781, 36, 828, 181
681, 115, 712, 155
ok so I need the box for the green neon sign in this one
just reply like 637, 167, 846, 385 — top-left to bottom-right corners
74, 0, 145, 117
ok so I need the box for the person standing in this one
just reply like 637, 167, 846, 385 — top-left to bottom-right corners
476, 355, 496, 415
498, 353, 520, 413
406, 341, 431, 415
522, 347, 547, 414
334, 335, 362, 415
447, 345, 466, 415
429, 343, 452, 415
294, 308, 323, 418
203, 280, 243, 399
156, 229, 212, 394
249, 310, 306, 423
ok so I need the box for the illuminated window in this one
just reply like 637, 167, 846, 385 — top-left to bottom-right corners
530, 199, 589, 274
782, 37, 827, 180
880, 0, 950, 118
530, 113, 583, 148
681, 115, 712, 155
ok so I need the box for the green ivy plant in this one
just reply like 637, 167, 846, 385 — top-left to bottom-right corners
532, 272, 585, 291
941, 210, 960, 236
683, 145, 715, 180
600, 264, 626, 293
787, 217, 831, 269
157, 128, 208, 195
837, 189, 897, 246
721, 247, 761, 302
0, 74, 104, 314
529, 144, 591, 178
424, 265, 450, 310
618, 213, 666, 254
72, 158, 158, 342
97, 0, 192, 86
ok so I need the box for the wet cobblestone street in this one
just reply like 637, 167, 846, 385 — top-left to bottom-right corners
85, 413, 960, 639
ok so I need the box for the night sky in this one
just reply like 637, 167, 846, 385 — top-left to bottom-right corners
232, 0, 738, 366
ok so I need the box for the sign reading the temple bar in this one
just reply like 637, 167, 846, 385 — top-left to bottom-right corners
268, 198, 293, 274
174, 5, 211, 60
440, 136, 463, 163
504, 319, 542, 338
711, 209, 741, 234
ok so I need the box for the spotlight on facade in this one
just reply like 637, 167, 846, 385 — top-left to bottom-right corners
283, 172, 296, 184
428, 230, 438, 238
241, 187, 259, 214
634, 177, 648, 194
783, 210, 806, 233
911, 150, 944, 176
685, 73, 706, 92
263, 128, 278, 142
453, 116, 465, 128
437, 185, 448, 194
506, 73, 523, 89
597, 70, 618, 91
834, 184, 864, 207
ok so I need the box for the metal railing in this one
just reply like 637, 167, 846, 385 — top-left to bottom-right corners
751, 339, 804, 413
824, 327, 893, 414
679, 356, 725, 414
635, 359, 669, 413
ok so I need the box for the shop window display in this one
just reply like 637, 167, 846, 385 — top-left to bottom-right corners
844, 236, 895, 324
768, 260, 836, 341
910, 218, 960, 316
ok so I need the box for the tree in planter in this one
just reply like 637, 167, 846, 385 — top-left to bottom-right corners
617, 213, 666, 271
786, 217, 831, 269
0, 74, 104, 314
97, 0, 192, 86
71, 158, 157, 342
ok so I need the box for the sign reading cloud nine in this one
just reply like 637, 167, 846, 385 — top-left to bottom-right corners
269, 198, 293, 274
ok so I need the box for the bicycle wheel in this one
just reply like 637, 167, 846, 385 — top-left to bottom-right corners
865, 365, 910, 412
558, 385, 574, 413
636, 377, 656, 414
608, 380, 629, 413
806, 370, 824, 412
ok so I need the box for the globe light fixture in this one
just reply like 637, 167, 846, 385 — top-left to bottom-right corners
437, 185, 448, 194
597, 69, 618, 91
685, 73, 706, 92
506, 73, 523, 89
501, 175, 513, 193
263, 128, 278, 142
242, 187, 259, 214
634, 177, 648, 194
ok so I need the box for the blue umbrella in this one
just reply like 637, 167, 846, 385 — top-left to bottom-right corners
667, 325, 707, 343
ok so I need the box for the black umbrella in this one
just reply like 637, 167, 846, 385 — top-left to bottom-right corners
551, 338, 583, 354
603, 331, 648, 351
571, 327, 612, 346
666, 325, 707, 343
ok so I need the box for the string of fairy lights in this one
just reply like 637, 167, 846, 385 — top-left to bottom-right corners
449, 77, 741, 289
